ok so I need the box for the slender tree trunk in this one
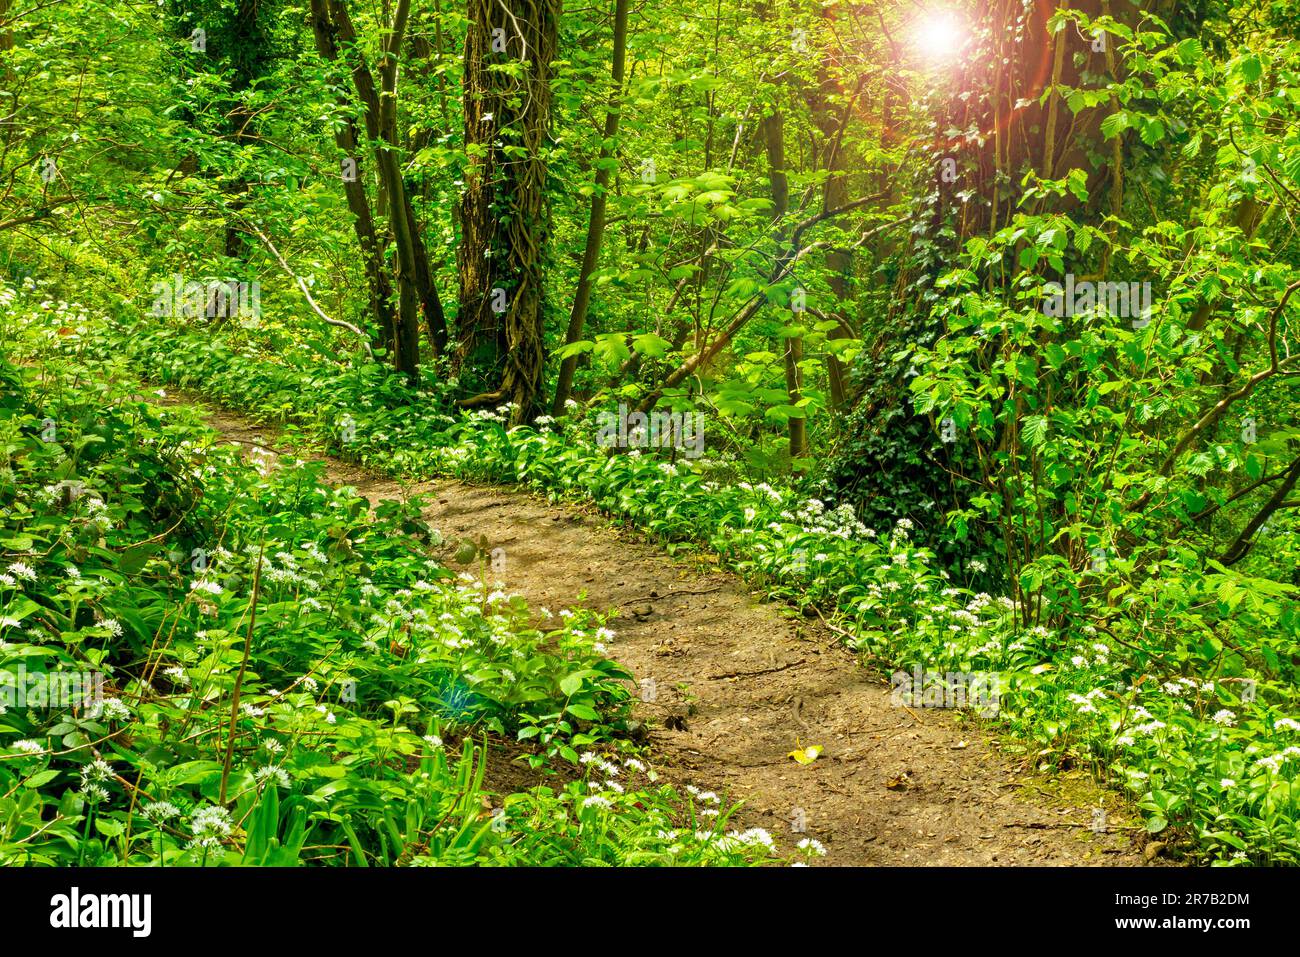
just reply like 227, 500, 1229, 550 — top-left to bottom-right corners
372, 0, 421, 380
402, 26, 450, 354
327, 0, 442, 382
550, 0, 629, 416
0, 0, 12, 56
313, 0, 452, 378
405, 193, 449, 355
308, 0, 396, 351
805, 68, 863, 410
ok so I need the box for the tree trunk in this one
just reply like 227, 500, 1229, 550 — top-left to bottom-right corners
804, 62, 865, 411
308, 0, 396, 351
326, 0, 443, 382
454, 0, 508, 379
550, 0, 629, 416
458, 0, 561, 422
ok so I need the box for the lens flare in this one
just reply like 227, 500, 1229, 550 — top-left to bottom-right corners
911, 11, 967, 62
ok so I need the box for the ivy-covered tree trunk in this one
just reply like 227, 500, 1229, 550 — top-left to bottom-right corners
456, 0, 560, 422
454, 0, 508, 384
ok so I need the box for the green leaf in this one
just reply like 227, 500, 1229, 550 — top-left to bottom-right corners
632, 332, 672, 358
1022, 415, 1050, 449
555, 340, 594, 360
1100, 111, 1131, 139
1176, 38, 1203, 64
559, 670, 594, 697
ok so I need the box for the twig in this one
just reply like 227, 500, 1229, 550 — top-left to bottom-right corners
708, 658, 806, 680
245, 222, 375, 359
810, 602, 859, 643
1002, 821, 1144, 831
620, 586, 723, 604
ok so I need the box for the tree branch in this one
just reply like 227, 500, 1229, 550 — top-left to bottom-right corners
245, 222, 375, 359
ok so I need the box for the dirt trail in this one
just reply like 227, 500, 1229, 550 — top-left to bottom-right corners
182, 395, 1155, 866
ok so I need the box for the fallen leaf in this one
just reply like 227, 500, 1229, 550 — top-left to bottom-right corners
885, 771, 912, 790
788, 745, 823, 765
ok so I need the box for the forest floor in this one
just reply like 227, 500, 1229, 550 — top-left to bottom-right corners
171, 390, 1163, 866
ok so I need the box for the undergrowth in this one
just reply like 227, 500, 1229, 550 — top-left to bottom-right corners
0, 298, 780, 866
7, 283, 1300, 865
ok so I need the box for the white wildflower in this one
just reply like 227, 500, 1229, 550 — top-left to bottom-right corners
797, 837, 828, 856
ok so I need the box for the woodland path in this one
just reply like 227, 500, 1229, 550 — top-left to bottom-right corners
175, 391, 1158, 866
